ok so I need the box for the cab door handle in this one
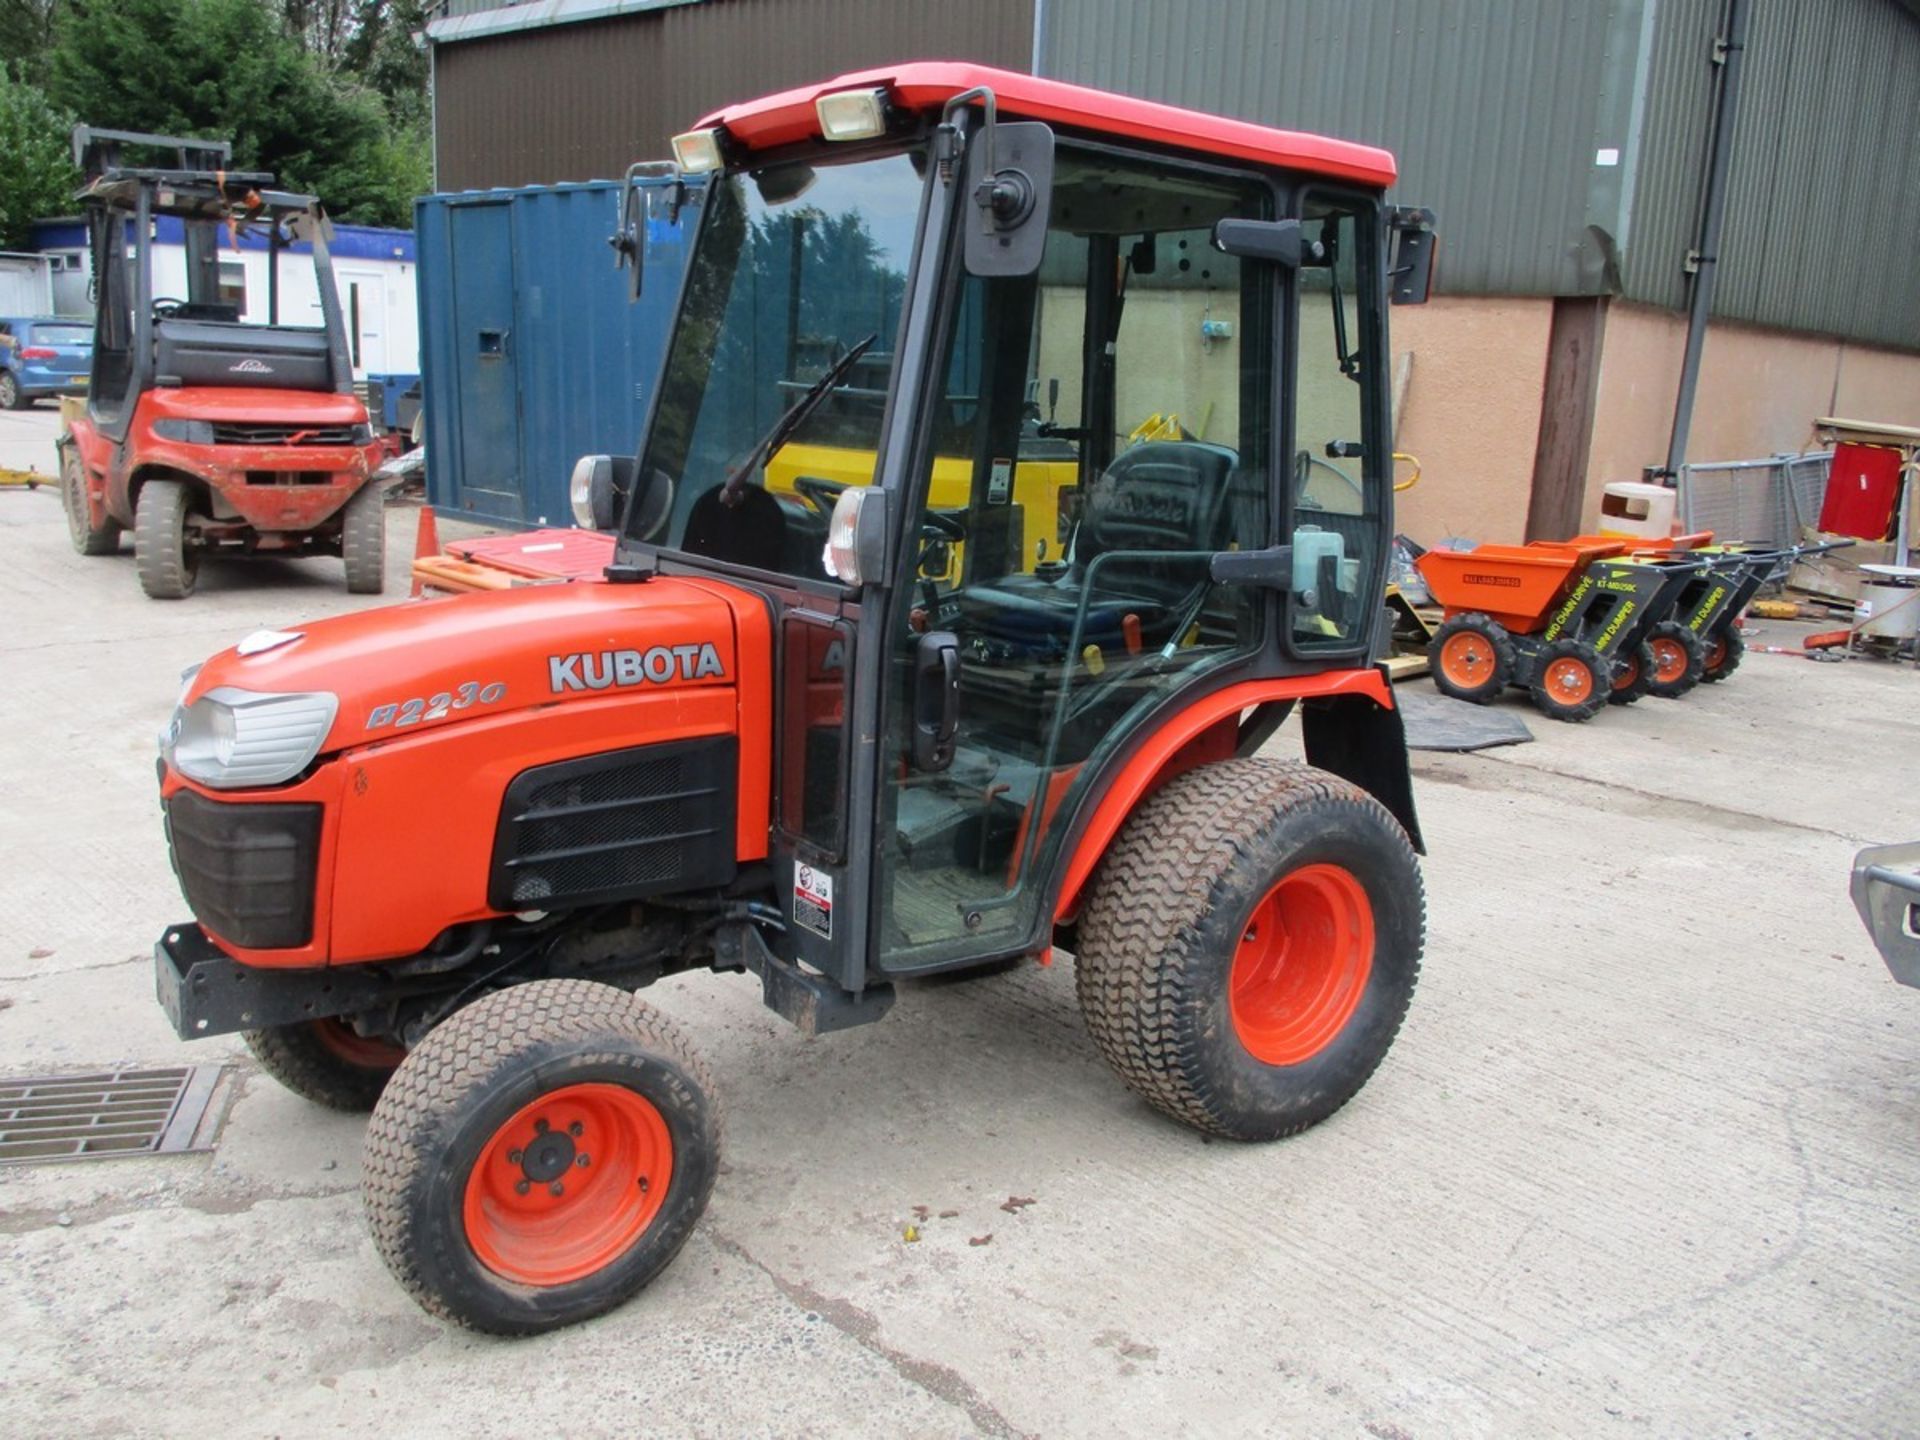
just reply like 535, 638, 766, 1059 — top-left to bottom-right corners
912, 631, 960, 772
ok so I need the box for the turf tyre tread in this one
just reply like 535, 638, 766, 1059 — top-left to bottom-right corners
362, 978, 720, 1334
243, 1021, 399, 1112
1074, 758, 1423, 1141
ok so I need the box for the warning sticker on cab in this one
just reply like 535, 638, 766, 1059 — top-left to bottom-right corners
794, 864, 834, 939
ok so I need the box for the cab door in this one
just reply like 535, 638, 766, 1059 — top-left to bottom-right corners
871, 146, 1280, 974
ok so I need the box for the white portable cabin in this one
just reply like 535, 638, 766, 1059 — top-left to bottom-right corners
30, 216, 420, 381
0, 252, 55, 316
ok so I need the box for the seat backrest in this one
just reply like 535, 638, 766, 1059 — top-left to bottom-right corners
1075, 440, 1239, 566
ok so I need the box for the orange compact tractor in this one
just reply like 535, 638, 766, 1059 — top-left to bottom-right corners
58, 128, 387, 599
151, 65, 1437, 1332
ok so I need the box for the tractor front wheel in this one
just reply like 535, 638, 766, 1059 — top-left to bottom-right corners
1528, 638, 1609, 722
134, 478, 199, 599
244, 1019, 406, 1111
362, 979, 720, 1334
1645, 621, 1707, 698
341, 484, 386, 595
1075, 759, 1423, 1141
1429, 612, 1515, 704
61, 450, 120, 556
1701, 625, 1744, 683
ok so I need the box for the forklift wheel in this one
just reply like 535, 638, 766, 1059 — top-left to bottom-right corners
134, 478, 199, 599
1429, 613, 1514, 704
1075, 758, 1423, 1141
362, 979, 720, 1334
1644, 621, 1707, 698
1607, 641, 1657, 706
341, 484, 387, 595
1700, 625, 1744, 683
61, 450, 121, 556
244, 1019, 406, 1112
1528, 638, 1609, 723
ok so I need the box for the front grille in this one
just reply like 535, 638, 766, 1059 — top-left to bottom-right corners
165, 790, 321, 949
212, 422, 359, 446
491, 737, 737, 910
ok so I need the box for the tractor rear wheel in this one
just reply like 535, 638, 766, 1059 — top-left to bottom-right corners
1528, 637, 1609, 722
1429, 613, 1514, 704
362, 979, 720, 1334
1075, 759, 1423, 1141
1700, 625, 1744, 683
1607, 641, 1656, 706
61, 450, 120, 556
1645, 621, 1707, 698
244, 1019, 406, 1111
341, 484, 386, 595
134, 478, 199, 599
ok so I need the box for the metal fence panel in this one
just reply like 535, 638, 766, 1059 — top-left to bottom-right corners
1678, 451, 1831, 547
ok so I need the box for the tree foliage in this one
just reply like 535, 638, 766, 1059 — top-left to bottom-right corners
0, 66, 75, 247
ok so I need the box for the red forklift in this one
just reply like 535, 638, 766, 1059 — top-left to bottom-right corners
148, 65, 1437, 1331
57, 127, 387, 599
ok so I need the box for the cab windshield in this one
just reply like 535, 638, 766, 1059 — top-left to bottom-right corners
633, 148, 929, 580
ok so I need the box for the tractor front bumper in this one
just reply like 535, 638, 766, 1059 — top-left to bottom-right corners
155, 921, 392, 1040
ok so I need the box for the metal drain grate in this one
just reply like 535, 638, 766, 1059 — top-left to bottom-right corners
0, 1065, 223, 1165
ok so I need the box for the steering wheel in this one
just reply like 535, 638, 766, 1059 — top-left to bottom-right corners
152, 297, 188, 321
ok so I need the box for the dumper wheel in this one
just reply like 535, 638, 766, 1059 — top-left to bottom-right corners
134, 478, 199, 599
341, 484, 386, 595
1607, 641, 1656, 706
1429, 613, 1514, 704
1645, 621, 1706, 698
61, 450, 120, 556
1528, 638, 1609, 723
363, 979, 720, 1334
1700, 625, 1744, 683
1075, 759, 1423, 1142
244, 1019, 407, 1111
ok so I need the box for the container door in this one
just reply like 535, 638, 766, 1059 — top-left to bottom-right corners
447, 203, 523, 522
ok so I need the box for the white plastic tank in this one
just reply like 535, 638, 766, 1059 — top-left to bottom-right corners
1597, 481, 1678, 540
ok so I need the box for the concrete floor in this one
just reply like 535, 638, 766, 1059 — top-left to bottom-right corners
1, 403, 1915, 1438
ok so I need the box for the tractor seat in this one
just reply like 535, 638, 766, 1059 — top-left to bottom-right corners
956, 441, 1241, 653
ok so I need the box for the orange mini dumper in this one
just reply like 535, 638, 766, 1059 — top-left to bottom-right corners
1418, 537, 1718, 720
150, 65, 1438, 1332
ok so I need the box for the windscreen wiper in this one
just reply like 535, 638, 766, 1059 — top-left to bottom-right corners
719, 333, 878, 508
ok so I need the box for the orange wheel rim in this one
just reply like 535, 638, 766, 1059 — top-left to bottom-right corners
1611, 654, 1640, 692
1229, 864, 1374, 1066
1438, 631, 1495, 688
1650, 638, 1688, 684
463, 1082, 673, 1286
312, 1018, 406, 1069
1543, 657, 1594, 704
1704, 636, 1727, 670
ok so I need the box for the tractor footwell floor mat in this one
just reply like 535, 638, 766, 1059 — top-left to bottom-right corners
0, 1065, 225, 1165
1398, 689, 1535, 752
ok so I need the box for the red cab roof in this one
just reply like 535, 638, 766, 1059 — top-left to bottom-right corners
696, 61, 1397, 188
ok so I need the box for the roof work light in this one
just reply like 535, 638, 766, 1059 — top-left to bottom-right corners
815, 88, 889, 141
670, 128, 726, 173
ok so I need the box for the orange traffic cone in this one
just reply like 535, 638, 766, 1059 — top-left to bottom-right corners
410, 505, 440, 598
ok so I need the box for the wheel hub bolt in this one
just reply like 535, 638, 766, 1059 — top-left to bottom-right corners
638, 1175, 649, 1193
549, 1181, 565, 1197
568, 1121, 583, 1137
507, 1149, 523, 1166
514, 1179, 530, 1196
533, 1118, 550, 1134
576, 1153, 591, 1168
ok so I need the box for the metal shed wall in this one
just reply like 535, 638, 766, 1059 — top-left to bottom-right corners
1034, 0, 1648, 298
1625, 0, 1920, 348
432, 0, 1033, 192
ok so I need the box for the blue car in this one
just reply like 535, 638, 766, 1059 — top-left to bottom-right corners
0, 316, 92, 409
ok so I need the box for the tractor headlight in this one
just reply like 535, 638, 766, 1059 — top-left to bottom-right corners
152, 418, 216, 444
162, 687, 339, 789
670, 128, 726, 174
816, 88, 889, 142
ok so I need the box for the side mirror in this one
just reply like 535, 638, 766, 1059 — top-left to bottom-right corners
963, 120, 1054, 278
1212, 217, 1320, 268
1387, 206, 1437, 305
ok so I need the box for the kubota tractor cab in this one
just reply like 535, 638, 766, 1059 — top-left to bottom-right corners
149, 65, 1436, 1333
58, 127, 387, 599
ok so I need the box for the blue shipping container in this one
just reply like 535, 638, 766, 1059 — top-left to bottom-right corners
415, 179, 695, 529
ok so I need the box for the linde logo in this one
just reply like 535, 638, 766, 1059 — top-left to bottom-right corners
549, 643, 726, 693
228, 358, 273, 374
